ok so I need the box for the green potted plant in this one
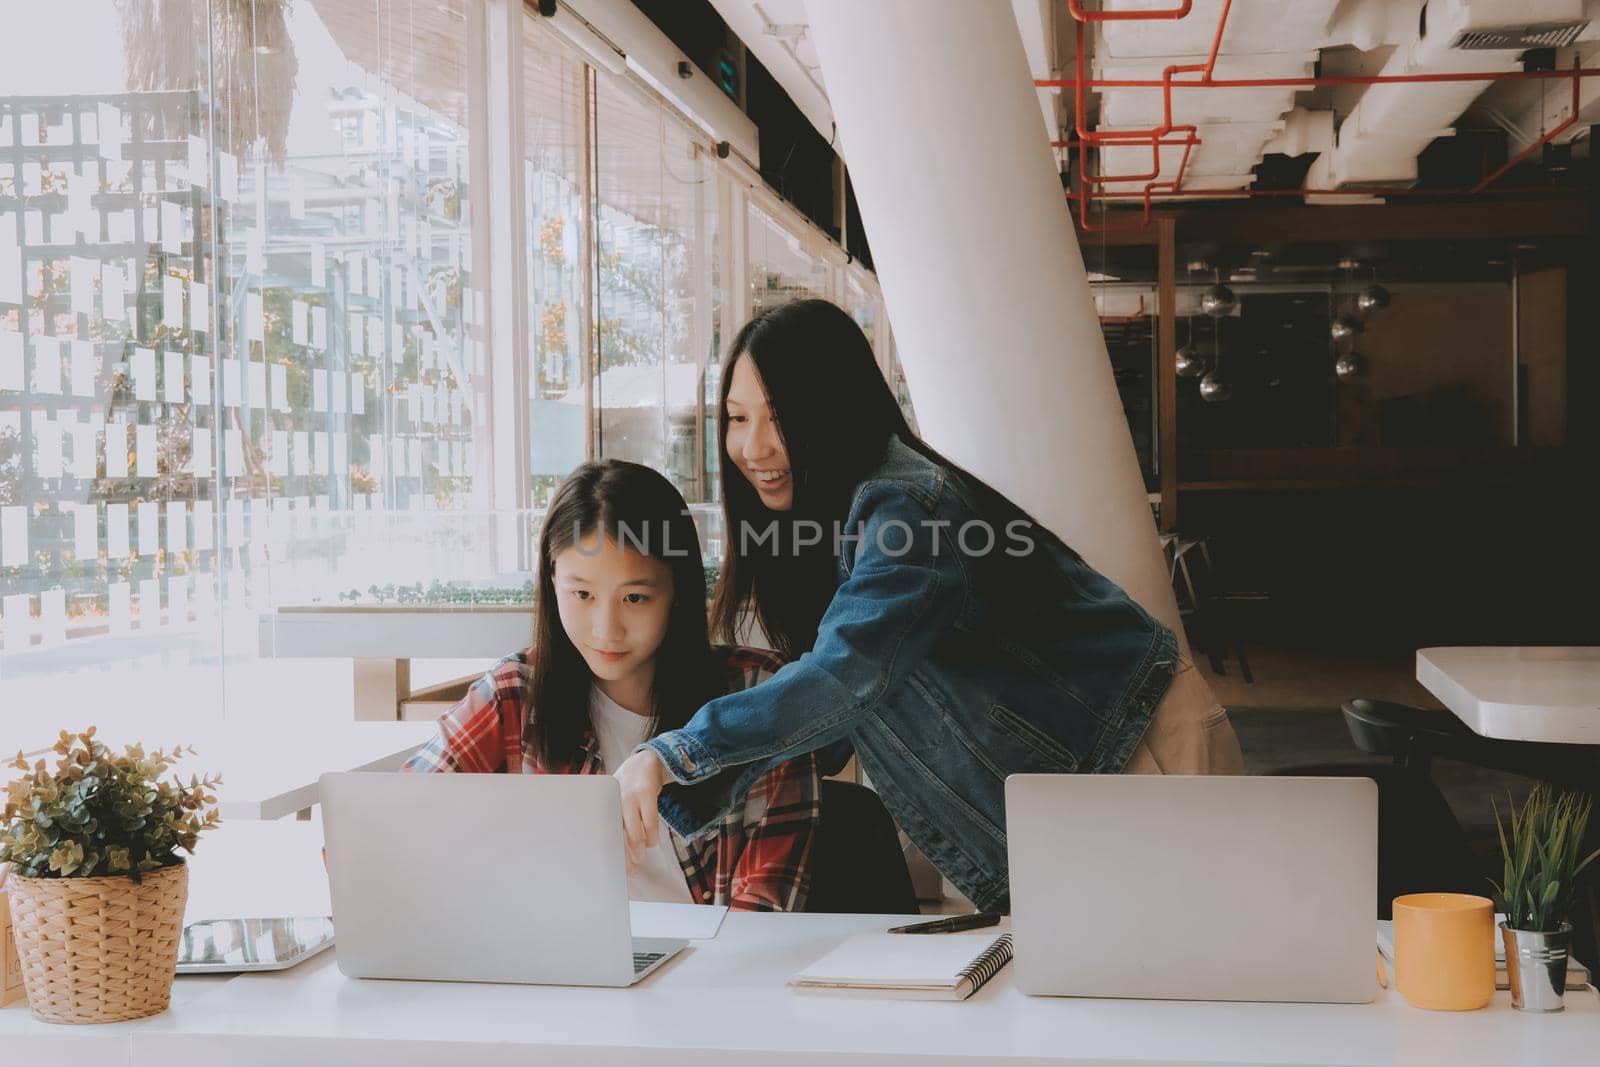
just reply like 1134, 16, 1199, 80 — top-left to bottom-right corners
0, 727, 221, 1024
1490, 784, 1600, 1012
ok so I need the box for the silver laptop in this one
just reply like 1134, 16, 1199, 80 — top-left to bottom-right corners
1006, 774, 1377, 1003
319, 772, 687, 986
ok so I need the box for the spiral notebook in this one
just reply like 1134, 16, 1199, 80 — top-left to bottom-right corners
791, 930, 1013, 1001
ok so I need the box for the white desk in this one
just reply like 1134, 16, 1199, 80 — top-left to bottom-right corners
115, 912, 1596, 1067
0, 820, 325, 1066
1417, 646, 1600, 744
10, 821, 1598, 1067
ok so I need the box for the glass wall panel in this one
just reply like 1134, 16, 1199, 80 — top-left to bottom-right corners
1, 0, 226, 751
524, 22, 586, 508
747, 200, 829, 316
0, 0, 490, 751
697, 171, 732, 534
230, 1, 498, 657
0, 2, 870, 752
592, 74, 715, 507
844, 268, 880, 362
883, 318, 918, 434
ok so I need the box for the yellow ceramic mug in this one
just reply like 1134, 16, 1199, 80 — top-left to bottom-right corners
1392, 893, 1495, 1011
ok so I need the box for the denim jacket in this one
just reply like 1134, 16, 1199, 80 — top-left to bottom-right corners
643, 436, 1177, 912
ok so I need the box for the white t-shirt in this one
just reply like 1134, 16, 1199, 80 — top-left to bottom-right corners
588, 685, 694, 905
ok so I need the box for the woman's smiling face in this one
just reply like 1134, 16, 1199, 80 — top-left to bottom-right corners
724, 356, 793, 511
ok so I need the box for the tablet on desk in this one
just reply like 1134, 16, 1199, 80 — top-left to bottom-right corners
175, 916, 335, 974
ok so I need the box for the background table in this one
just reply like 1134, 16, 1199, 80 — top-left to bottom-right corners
1417, 646, 1600, 744
260, 606, 530, 720
15, 720, 435, 821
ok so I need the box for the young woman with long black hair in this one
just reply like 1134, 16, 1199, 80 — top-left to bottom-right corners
403, 460, 820, 912
615, 299, 1241, 913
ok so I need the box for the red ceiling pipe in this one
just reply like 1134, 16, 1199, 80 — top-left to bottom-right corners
1071, 180, 1581, 236
1471, 59, 1582, 193
1038, 67, 1600, 89
1066, 0, 1210, 229
1068, 0, 1192, 21
1052, 135, 1201, 149
1147, 136, 1197, 199
1078, 187, 1156, 230
1069, 0, 1231, 146
1079, 62, 1584, 210
1070, 0, 1231, 188
1074, 26, 1186, 183
1059, 7, 1590, 228
1076, 167, 1163, 231
1086, 184, 1587, 199
1072, 7, 1182, 175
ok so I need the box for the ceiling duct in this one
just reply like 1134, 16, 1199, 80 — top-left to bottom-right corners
1450, 21, 1590, 50
1303, 0, 1586, 193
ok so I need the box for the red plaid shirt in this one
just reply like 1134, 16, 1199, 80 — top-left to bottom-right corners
401, 646, 818, 912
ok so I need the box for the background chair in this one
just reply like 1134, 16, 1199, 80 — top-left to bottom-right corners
1168, 534, 1256, 683
1340, 697, 1599, 965
806, 778, 919, 914
1343, 698, 1597, 789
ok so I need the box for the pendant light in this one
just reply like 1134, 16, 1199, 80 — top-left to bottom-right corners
1199, 269, 1231, 403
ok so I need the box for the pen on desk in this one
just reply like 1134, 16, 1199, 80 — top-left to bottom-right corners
888, 913, 1003, 935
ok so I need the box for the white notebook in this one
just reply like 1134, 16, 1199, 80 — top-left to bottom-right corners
791, 930, 1013, 1000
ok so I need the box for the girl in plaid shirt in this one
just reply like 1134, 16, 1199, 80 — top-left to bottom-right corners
402, 460, 819, 912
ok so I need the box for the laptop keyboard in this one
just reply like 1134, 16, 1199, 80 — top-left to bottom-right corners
632, 951, 667, 974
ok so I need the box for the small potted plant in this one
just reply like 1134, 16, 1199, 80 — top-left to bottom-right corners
1491, 784, 1600, 1012
0, 727, 221, 1024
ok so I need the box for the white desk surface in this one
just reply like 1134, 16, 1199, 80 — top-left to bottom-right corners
9, 826, 1599, 1067
0, 821, 325, 1064
120, 912, 1598, 1067
1417, 646, 1600, 744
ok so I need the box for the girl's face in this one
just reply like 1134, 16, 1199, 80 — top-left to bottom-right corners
725, 356, 793, 512
551, 534, 674, 693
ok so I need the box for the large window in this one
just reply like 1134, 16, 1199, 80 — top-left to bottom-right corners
592, 72, 717, 505
0, 0, 493, 750
524, 23, 586, 508
0, 1, 887, 753
747, 201, 831, 316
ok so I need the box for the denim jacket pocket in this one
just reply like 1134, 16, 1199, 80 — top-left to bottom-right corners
991, 635, 1106, 724
987, 702, 1080, 773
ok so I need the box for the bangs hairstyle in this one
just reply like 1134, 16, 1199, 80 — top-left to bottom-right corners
528, 460, 723, 767
710, 299, 1071, 660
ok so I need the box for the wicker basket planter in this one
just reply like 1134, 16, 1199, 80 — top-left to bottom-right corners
6, 862, 188, 1024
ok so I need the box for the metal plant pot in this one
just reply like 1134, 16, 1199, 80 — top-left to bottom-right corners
1500, 921, 1571, 1012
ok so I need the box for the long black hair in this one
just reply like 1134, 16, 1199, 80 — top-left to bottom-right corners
709, 299, 1065, 659
528, 460, 723, 767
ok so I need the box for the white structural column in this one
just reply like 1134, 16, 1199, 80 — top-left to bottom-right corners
803, 0, 1183, 637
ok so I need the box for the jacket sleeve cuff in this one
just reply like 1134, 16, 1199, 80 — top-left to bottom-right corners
639, 732, 722, 784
